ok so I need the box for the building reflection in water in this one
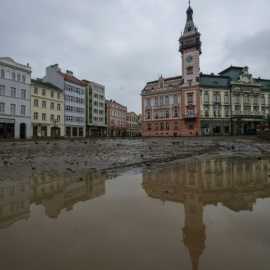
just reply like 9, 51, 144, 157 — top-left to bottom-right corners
0, 178, 31, 229
0, 172, 106, 227
142, 159, 270, 270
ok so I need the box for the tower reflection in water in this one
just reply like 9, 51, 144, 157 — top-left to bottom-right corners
0, 172, 106, 227
142, 159, 270, 270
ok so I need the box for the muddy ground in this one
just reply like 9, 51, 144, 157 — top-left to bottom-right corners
0, 136, 270, 180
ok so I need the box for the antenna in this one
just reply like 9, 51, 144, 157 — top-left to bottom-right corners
189, 0, 191, 7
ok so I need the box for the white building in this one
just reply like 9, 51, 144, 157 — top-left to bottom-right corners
0, 57, 32, 139
84, 80, 107, 137
44, 64, 86, 137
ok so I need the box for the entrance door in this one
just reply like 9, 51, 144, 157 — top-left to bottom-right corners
20, 123, 26, 139
51, 127, 60, 138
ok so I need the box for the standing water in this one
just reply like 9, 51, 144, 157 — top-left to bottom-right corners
0, 158, 270, 270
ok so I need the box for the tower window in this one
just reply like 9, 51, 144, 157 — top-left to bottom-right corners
187, 66, 193, 75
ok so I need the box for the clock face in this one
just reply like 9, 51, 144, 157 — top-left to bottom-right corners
186, 55, 193, 63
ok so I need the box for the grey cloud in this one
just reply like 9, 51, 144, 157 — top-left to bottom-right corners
224, 30, 270, 77
1, 0, 270, 112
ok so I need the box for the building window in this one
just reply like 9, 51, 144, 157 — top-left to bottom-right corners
57, 115, 61, 122
34, 87, 38, 95
187, 66, 193, 75
21, 89, 26, 99
234, 95, 240, 104
10, 104, 16, 115
11, 87, 16, 97
145, 110, 150, 120
261, 95, 266, 105
50, 114, 54, 121
0, 70, 4, 79
34, 112, 38, 120
34, 99, 39, 107
51, 90, 54, 98
155, 97, 158, 106
187, 93, 193, 105
57, 104, 61, 111
224, 93, 229, 104
173, 95, 178, 105
235, 105, 241, 113
50, 102, 55, 110
165, 96, 169, 105
166, 110, 169, 118
42, 101, 46, 108
20, 105, 26, 115
166, 122, 170, 130
147, 123, 152, 131
12, 72, 16, 80
188, 123, 194, 130
225, 108, 230, 117
42, 89, 46, 96
204, 105, 209, 117
57, 92, 60, 99
160, 122, 164, 130
0, 103, 5, 113
42, 113, 46, 121
174, 107, 179, 117
204, 92, 209, 104
17, 73, 21, 82
0, 85, 5, 96
22, 75, 26, 83
213, 92, 221, 103
146, 98, 151, 107
160, 96, 164, 106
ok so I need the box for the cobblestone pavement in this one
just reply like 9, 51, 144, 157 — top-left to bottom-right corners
0, 137, 270, 179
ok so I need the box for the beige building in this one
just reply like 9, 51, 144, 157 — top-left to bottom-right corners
31, 79, 64, 138
127, 112, 141, 136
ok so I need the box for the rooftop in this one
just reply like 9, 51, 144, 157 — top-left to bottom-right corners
200, 73, 231, 89
60, 72, 86, 87
31, 78, 63, 91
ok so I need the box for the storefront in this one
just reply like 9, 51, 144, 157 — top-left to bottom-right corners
0, 118, 15, 139
201, 120, 231, 136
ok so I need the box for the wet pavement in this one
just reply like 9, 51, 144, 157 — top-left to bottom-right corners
1, 158, 270, 270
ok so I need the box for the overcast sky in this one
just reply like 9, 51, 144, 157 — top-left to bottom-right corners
1, 0, 270, 113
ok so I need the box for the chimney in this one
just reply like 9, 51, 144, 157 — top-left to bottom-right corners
66, 70, 73, 76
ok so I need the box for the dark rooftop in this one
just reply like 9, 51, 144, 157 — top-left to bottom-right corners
31, 79, 63, 91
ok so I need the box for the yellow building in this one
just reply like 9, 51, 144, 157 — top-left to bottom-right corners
31, 79, 64, 137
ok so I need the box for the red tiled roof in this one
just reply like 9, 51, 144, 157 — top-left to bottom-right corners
59, 72, 86, 87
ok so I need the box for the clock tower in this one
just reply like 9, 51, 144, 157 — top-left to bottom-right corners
179, 1, 201, 85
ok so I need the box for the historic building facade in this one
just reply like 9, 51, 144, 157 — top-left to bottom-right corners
106, 99, 127, 136
0, 57, 32, 139
44, 64, 86, 137
127, 112, 141, 137
141, 3, 270, 137
142, 4, 201, 137
31, 79, 64, 138
84, 80, 107, 137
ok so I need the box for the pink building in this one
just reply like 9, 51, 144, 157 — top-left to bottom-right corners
106, 100, 127, 136
141, 3, 201, 137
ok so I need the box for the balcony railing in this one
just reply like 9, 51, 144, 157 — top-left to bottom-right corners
184, 111, 196, 119
233, 111, 264, 118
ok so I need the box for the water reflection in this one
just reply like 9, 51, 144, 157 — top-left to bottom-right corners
0, 172, 106, 227
142, 159, 270, 270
